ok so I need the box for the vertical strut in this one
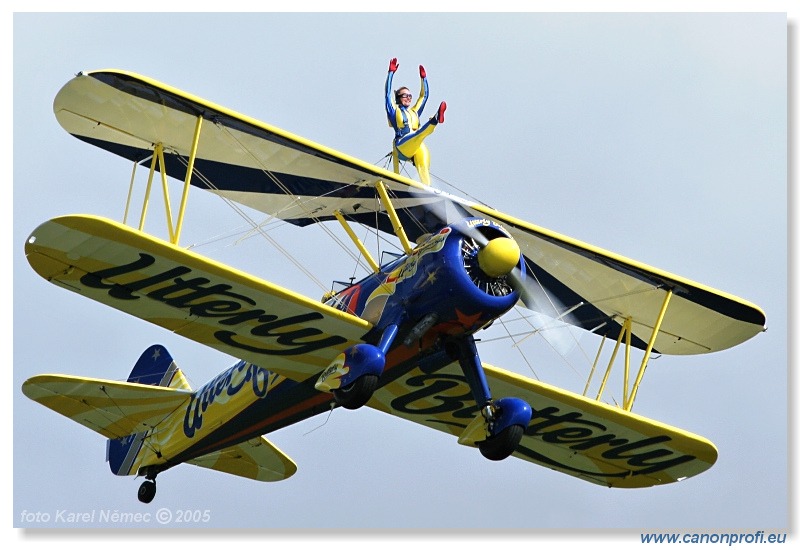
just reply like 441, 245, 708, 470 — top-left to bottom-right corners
623, 318, 632, 405
138, 144, 162, 232
583, 335, 606, 397
591, 290, 674, 411
596, 318, 630, 402
625, 289, 673, 411
157, 146, 176, 244
123, 158, 141, 225
173, 115, 203, 245
124, 116, 203, 245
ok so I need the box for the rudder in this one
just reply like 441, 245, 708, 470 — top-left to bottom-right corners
107, 345, 191, 476
126, 344, 191, 390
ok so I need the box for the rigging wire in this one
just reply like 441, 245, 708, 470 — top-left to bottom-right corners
156, 128, 639, 405
382, 151, 604, 389
216, 126, 385, 278
491, 312, 541, 380
303, 402, 337, 436
97, 385, 170, 459
167, 125, 382, 290
171, 155, 329, 291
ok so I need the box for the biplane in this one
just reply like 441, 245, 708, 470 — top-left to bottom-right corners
22, 70, 767, 504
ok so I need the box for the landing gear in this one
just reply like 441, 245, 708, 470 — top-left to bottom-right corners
137, 467, 158, 504
478, 424, 525, 461
333, 374, 379, 410
316, 324, 400, 410
137, 479, 156, 504
448, 335, 532, 461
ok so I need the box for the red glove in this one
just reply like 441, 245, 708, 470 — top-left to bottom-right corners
419, 65, 426, 78
389, 58, 399, 73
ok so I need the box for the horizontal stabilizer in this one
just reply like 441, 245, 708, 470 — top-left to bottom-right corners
188, 437, 297, 482
22, 374, 192, 439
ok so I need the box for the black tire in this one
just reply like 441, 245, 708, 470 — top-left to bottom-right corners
138, 480, 156, 504
478, 424, 524, 461
332, 374, 379, 410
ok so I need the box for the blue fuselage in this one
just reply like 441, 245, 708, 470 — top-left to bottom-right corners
163, 218, 523, 468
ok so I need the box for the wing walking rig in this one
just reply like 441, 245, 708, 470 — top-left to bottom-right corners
22, 70, 766, 503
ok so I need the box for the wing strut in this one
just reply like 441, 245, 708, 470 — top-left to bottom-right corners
174, 115, 203, 245
123, 156, 140, 226
582, 334, 607, 397
375, 180, 413, 255
591, 289, 674, 411
625, 289, 673, 410
138, 143, 174, 240
124, 115, 204, 246
333, 210, 381, 274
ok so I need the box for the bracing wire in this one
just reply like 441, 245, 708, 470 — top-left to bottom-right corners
171, 155, 329, 291
167, 124, 394, 290
156, 124, 637, 402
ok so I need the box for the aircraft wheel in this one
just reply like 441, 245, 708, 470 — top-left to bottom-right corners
138, 480, 157, 504
478, 424, 524, 461
333, 374, 379, 410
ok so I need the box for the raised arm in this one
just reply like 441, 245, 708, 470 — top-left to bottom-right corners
385, 58, 399, 124
414, 64, 429, 115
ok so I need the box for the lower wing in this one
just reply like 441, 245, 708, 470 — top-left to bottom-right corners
24, 214, 371, 382
368, 360, 717, 488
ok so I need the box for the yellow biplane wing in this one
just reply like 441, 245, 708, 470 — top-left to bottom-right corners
52, 69, 766, 361
370, 359, 716, 488
25, 214, 371, 382
53, 69, 446, 234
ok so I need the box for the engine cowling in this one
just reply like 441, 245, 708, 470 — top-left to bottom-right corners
402, 219, 525, 329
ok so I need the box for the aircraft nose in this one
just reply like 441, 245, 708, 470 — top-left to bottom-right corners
477, 237, 520, 278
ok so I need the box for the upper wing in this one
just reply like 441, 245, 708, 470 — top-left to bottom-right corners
52, 69, 765, 355
187, 436, 297, 482
473, 206, 767, 355
24, 215, 371, 381
53, 70, 466, 237
21, 374, 192, 439
368, 360, 717, 488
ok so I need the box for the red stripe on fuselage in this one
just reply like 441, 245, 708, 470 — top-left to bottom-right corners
179, 319, 472, 463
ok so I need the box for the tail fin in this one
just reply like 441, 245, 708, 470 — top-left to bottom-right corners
107, 345, 192, 476
126, 344, 192, 391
